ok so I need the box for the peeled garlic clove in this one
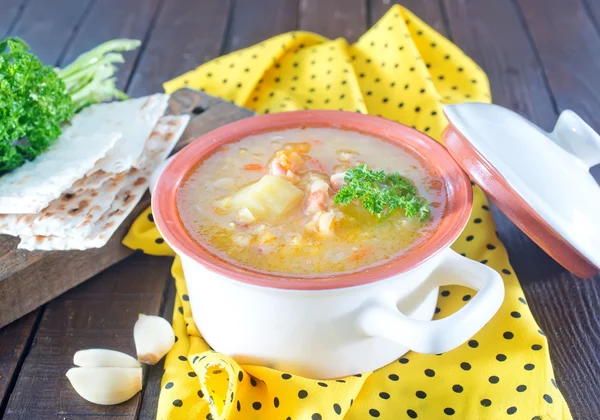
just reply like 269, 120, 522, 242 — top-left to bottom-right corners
134, 314, 175, 365
74, 349, 141, 368
66, 367, 142, 405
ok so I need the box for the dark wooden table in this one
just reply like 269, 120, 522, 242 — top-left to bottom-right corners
1, 0, 599, 418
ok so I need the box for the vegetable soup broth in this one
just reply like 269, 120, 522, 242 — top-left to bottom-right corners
177, 127, 444, 275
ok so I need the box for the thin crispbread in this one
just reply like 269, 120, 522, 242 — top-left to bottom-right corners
0, 115, 186, 238
0, 132, 120, 214
67, 94, 170, 174
18, 114, 189, 251
0, 174, 125, 237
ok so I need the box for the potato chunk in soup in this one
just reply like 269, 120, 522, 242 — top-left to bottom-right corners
177, 128, 443, 275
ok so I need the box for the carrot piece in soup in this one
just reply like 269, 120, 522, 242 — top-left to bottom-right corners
244, 163, 266, 171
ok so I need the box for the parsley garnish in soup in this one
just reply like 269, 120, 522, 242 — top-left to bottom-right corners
177, 128, 443, 275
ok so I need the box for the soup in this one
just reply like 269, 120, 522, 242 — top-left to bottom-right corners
177, 127, 444, 275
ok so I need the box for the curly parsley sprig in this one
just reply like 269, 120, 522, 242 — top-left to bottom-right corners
334, 164, 431, 221
0, 38, 74, 173
0, 37, 140, 174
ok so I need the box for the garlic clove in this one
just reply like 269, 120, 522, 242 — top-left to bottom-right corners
134, 314, 175, 365
66, 367, 142, 405
74, 349, 141, 368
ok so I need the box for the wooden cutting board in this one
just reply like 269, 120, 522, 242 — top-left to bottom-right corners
0, 89, 254, 328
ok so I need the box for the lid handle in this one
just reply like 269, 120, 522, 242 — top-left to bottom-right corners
550, 110, 600, 169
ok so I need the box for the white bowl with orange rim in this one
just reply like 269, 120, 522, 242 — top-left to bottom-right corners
152, 110, 507, 379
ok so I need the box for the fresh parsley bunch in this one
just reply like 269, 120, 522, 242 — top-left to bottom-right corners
0, 37, 140, 175
334, 164, 431, 221
0, 38, 74, 173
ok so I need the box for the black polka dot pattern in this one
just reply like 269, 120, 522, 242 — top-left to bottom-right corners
369, 408, 380, 417
333, 403, 342, 414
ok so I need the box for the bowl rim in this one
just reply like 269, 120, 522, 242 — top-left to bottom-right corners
152, 110, 473, 290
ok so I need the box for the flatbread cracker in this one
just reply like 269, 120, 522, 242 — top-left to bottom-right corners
68, 94, 170, 174
0, 132, 120, 214
0, 174, 125, 237
18, 114, 189, 250
0, 116, 187, 238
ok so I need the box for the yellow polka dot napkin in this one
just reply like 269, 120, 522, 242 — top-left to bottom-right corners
124, 5, 572, 420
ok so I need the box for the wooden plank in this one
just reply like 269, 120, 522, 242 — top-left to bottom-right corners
127, 0, 232, 96
509, 0, 600, 415
443, 0, 555, 127
517, 0, 600, 130
0, 0, 28, 36
224, 0, 299, 53
137, 275, 176, 419
444, 0, 600, 417
584, 0, 600, 31
299, 0, 367, 43
58, 0, 163, 89
369, 0, 449, 36
0, 0, 95, 327
0, 0, 165, 329
0, 0, 98, 406
8, 0, 93, 64
0, 312, 40, 414
0, 215, 142, 328
2, 253, 173, 419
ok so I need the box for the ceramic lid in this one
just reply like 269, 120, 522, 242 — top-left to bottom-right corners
443, 102, 600, 279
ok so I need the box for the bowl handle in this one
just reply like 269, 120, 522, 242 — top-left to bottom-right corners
549, 110, 600, 169
358, 249, 505, 354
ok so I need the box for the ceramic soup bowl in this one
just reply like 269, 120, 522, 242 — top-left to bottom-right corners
152, 111, 505, 379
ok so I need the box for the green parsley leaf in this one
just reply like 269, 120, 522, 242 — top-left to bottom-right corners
334, 164, 431, 221
0, 37, 74, 173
